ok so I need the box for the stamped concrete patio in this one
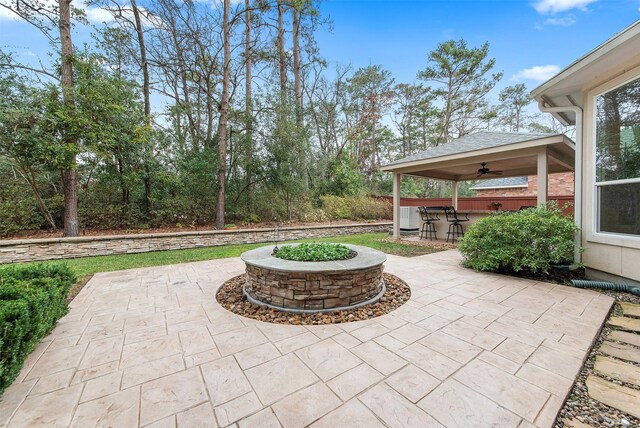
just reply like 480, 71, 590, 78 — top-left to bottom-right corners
0, 250, 614, 428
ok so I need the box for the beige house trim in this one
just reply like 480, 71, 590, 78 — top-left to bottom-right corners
532, 19, 640, 283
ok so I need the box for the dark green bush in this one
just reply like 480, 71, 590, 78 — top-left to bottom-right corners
275, 242, 354, 261
0, 264, 76, 394
458, 205, 577, 273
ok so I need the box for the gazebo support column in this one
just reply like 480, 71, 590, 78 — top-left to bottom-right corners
392, 172, 401, 239
537, 149, 548, 206
452, 181, 459, 210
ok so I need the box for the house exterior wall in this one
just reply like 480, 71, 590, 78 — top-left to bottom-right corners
474, 172, 574, 197
581, 62, 640, 283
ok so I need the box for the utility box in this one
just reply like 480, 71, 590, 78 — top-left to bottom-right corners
399, 206, 420, 234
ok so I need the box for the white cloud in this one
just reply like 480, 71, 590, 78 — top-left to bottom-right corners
1, 0, 59, 21
533, 0, 596, 14
85, 7, 117, 23
0, 5, 23, 21
512, 65, 561, 82
84, 5, 163, 28
0, 8, 17, 21
543, 14, 576, 26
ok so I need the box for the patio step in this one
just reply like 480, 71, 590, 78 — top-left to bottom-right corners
607, 316, 640, 333
609, 330, 640, 348
620, 302, 640, 318
594, 355, 640, 386
600, 341, 640, 364
586, 375, 640, 419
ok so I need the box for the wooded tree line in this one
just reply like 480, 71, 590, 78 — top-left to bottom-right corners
0, 0, 566, 237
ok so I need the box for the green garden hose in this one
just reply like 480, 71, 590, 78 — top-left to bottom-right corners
571, 279, 640, 296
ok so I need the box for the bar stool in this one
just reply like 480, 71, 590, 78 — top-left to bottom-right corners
444, 206, 469, 243
419, 206, 440, 241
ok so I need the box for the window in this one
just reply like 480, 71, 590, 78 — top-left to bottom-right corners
595, 76, 640, 236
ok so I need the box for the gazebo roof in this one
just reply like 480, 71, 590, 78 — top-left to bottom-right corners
386, 132, 556, 166
381, 131, 575, 181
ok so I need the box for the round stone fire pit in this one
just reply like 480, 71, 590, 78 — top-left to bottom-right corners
240, 244, 386, 313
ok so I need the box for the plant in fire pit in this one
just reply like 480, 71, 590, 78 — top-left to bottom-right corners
274, 242, 355, 262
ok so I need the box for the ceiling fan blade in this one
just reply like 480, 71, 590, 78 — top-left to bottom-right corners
476, 173, 483, 178
487, 171, 503, 175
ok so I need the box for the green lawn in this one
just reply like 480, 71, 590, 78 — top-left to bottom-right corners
14, 233, 440, 278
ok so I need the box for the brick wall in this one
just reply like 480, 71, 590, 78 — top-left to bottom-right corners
475, 172, 574, 197
0, 223, 392, 264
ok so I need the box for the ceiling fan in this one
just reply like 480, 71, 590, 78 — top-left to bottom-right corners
476, 162, 503, 178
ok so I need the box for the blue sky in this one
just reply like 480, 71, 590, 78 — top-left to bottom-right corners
313, 0, 640, 95
1, 0, 639, 101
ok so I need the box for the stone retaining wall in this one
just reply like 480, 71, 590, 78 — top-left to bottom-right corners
244, 264, 384, 311
0, 223, 392, 264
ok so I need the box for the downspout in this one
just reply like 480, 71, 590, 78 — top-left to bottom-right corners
537, 101, 583, 265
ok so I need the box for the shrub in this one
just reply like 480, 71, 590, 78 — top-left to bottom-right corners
320, 195, 352, 220
320, 196, 391, 221
458, 204, 577, 274
275, 242, 354, 261
0, 264, 76, 394
349, 197, 391, 220
0, 185, 43, 237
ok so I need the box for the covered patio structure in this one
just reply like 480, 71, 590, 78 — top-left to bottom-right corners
381, 131, 576, 239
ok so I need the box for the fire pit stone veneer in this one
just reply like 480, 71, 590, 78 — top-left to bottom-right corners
240, 244, 386, 313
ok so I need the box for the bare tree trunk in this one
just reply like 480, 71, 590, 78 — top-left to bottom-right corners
292, 7, 302, 127
291, 5, 308, 190
131, 0, 150, 119
277, 0, 286, 105
215, 0, 231, 229
131, 0, 153, 219
59, 0, 79, 237
245, 0, 254, 212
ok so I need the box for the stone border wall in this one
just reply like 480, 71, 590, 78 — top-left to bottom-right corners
244, 264, 384, 311
0, 223, 392, 264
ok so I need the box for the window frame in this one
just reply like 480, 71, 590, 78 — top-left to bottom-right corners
591, 73, 640, 243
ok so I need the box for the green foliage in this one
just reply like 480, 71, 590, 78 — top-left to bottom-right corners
458, 204, 577, 273
320, 196, 391, 221
317, 157, 363, 197
320, 195, 351, 219
0, 264, 76, 393
0, 183, 42, 236
498, 83, 531, 132
1, 31, 511, 237
418, 39, 502, 141
275, 242, 353, 261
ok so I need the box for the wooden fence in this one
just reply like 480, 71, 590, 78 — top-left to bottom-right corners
379, 195, 574, 212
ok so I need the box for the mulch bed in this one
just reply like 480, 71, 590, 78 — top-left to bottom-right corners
216, 272, 410, 325
67, 275, 92, 303
502, 266, 586, 285
381, 237, 458, 251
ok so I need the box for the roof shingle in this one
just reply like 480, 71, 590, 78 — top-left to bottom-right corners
386, 131, 558, 167
470, 176, 529, 190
